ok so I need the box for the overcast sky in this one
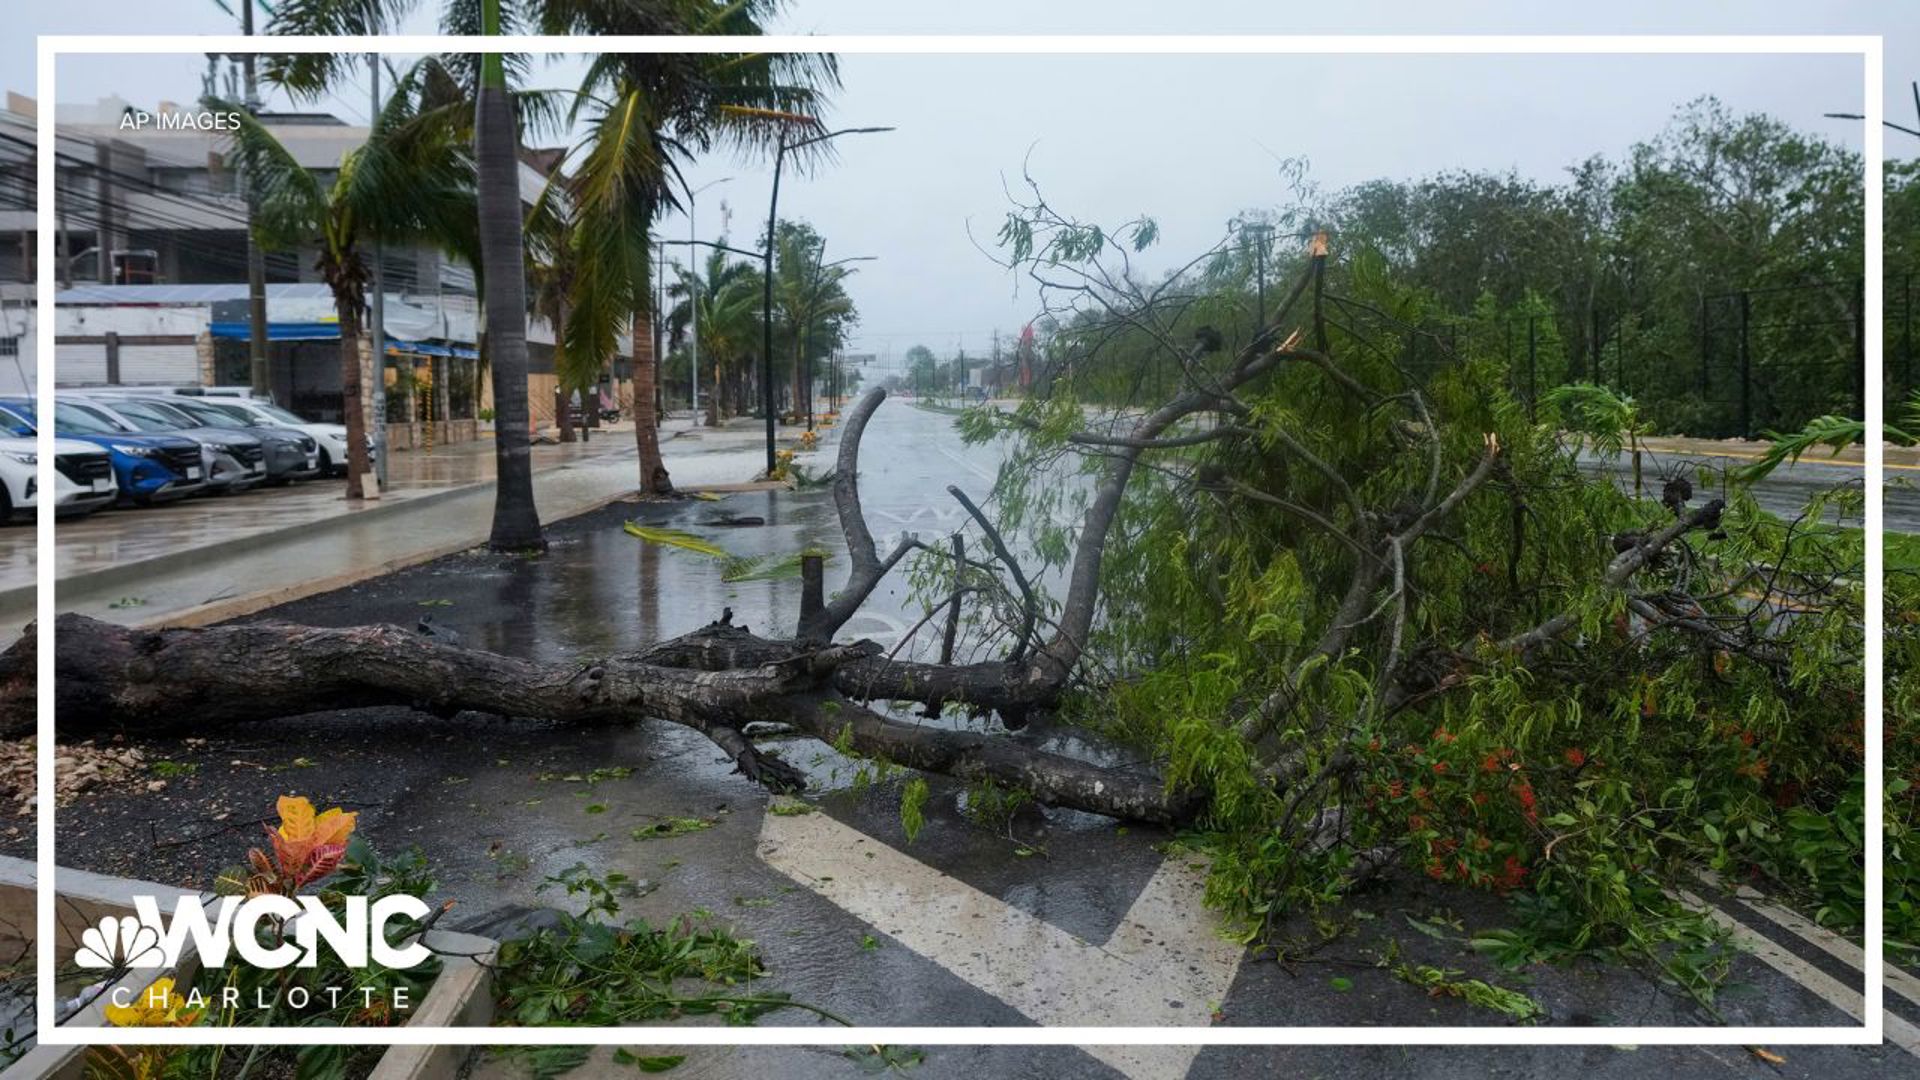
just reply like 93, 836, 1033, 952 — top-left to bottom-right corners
12, 1, 1917, 361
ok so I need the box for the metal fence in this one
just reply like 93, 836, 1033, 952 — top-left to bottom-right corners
1406, 277, 1883, 440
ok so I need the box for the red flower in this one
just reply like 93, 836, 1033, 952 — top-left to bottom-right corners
1494, 855, 1529, 892
1386, 779, 1405, 799
1480, 755, 1500, 774
1564, 748, 1586, 767
1515, 782, 1539, 824
1431, 761, 1450, 776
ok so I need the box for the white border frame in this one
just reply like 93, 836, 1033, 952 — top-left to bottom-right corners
33, 33, 1884, 1048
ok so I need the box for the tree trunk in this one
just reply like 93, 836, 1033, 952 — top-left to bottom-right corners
557, 383, 575, 442
632, 312, 671, 494
335, 290, 370, 500
475, 75, 545, 550
9, 615, 1196, 826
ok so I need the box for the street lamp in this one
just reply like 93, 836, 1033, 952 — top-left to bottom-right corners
799, 249, 875, 431
683, 176, 732, 422
754, 117, 894, 476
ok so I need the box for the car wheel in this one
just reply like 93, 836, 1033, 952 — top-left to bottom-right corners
0, 483, 12, 524
318, 448, 336, 477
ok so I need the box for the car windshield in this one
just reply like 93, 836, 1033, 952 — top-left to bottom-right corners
0, 405, 31, 435
254, 403, 309, 425
183, 400, 259, 426
53, 401, 126, 436
107, 399, 195, 431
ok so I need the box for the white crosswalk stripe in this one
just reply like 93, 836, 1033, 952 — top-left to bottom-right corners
759, 810, 1242, 1080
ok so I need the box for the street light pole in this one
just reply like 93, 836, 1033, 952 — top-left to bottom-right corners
799, 250, 873, 431
759, 123, 893, 477
685, 177, 732, 424
241, 1, 271, 400
368, 55, 387, 492
761, 137, 783, 475
803, 236, 826, 433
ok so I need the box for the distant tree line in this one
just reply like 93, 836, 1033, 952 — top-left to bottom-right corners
1030, 97, 1895, 438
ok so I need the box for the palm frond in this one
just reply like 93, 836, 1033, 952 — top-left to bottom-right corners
208, 98, 329, 251
622, 522, 731, 559
262, 0, 416, 98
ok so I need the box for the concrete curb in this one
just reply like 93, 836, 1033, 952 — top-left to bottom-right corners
11, 425, 695, 617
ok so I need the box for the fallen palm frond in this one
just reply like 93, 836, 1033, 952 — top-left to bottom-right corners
722, 550, 833, 583
622, 523, 730, 559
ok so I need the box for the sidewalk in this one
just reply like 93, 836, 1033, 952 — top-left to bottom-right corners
1637, 434, 1920, 469
0, 413, 804, 645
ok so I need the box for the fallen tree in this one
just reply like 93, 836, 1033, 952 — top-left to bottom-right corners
3, 193, 1876, 956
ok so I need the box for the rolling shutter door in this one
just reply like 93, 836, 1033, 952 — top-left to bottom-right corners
54, 342, 106, 384
119, 344, 198, 384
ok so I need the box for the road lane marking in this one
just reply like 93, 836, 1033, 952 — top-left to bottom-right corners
1676, 888, 1920, 1058
759, 810, 1241, 1080
1695, 871, 1920, 1013
935, 443, 999, 485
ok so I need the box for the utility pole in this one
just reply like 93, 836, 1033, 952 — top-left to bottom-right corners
760, 122, 892, 475
241, 1, 270, 399
368, 56, 387, 492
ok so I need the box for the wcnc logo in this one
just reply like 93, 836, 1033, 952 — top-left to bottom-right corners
75, 894, 434, 971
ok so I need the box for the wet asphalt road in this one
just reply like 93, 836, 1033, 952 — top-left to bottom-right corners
1575, 445, 1916, 534
32, 400, 1911, 1078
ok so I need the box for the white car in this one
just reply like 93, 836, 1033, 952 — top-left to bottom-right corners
0, 436, 118, 522
175, 396, 370, 478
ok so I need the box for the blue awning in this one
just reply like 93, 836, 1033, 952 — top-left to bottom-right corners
209, 320, 341, 341
209, 321, 478, 359
386, 340, 480, 360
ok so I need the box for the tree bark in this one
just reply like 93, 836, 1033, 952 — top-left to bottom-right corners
334, 291, 370, 500
475, 78, 545, 550
632, 314, 671, 494
7, 616, 1195, 825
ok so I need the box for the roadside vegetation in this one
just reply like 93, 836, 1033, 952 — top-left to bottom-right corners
919, 95, 1907, 994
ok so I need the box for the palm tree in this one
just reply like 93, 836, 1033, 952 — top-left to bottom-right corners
220, 62, 476, 500
262, 2, 834, 502
767, 223, 859, 423
667, 245, 762, 426
263, 4, 569, 546
471, 0, 546, 547
556, 29, 838, 494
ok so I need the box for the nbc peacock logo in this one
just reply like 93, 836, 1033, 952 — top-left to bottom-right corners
75, 914, 167, 969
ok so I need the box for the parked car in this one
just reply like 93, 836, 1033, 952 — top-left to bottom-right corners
70, 395, 268, 493
89, 392, 320, 485
0, 433, 118, 522
162, 394, 370, 478
0, 398, 207, 505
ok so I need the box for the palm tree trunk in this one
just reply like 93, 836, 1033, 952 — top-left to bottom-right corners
556, 304, 574, 442
335, 290, 370, 500
475, 32, 545, 550
632, 315, 671, 493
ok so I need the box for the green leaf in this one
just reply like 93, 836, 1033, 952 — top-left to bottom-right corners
900, 777, 930, 844
613, 1050, 687, 1072
1329, 976, 1353, 992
